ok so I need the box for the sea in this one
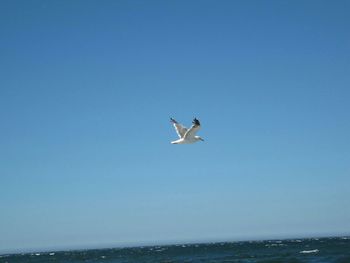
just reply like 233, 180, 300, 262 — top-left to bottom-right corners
1, 236, 350, 263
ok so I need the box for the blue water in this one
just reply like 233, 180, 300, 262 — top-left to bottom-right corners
1, 236, 349, 263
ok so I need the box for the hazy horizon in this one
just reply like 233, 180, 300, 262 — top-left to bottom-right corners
2, 233, 350, 255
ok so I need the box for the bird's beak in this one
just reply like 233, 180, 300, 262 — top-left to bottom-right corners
200, 138, 205, 141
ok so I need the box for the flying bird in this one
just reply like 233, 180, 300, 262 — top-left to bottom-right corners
170, 118, 204, 144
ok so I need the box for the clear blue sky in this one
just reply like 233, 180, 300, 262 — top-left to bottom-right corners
1, 0, 349, 253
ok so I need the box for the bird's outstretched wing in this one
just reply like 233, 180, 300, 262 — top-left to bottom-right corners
170, 118, 188, 138
184, 118, 201, 139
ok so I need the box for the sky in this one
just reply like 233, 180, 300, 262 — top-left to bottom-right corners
1, 0, 350, 254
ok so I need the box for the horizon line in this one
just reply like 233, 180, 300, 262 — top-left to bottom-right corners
2, 232, 349, 256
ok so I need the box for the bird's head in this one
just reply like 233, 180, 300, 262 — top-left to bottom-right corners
195, 136, 204, 142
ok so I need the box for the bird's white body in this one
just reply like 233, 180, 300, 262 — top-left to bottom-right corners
170, 118, 204, 144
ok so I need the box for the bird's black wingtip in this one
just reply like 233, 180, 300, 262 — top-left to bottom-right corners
192, 118, 200, 126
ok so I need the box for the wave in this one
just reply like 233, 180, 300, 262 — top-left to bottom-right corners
300, 249, 319, 254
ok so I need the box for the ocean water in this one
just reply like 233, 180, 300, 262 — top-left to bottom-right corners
1, 237, 350, 263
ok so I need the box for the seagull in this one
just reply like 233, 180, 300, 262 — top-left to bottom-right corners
170, 118, 204, 144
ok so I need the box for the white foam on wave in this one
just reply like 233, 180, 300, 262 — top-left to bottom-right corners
300, 249, 319, 254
